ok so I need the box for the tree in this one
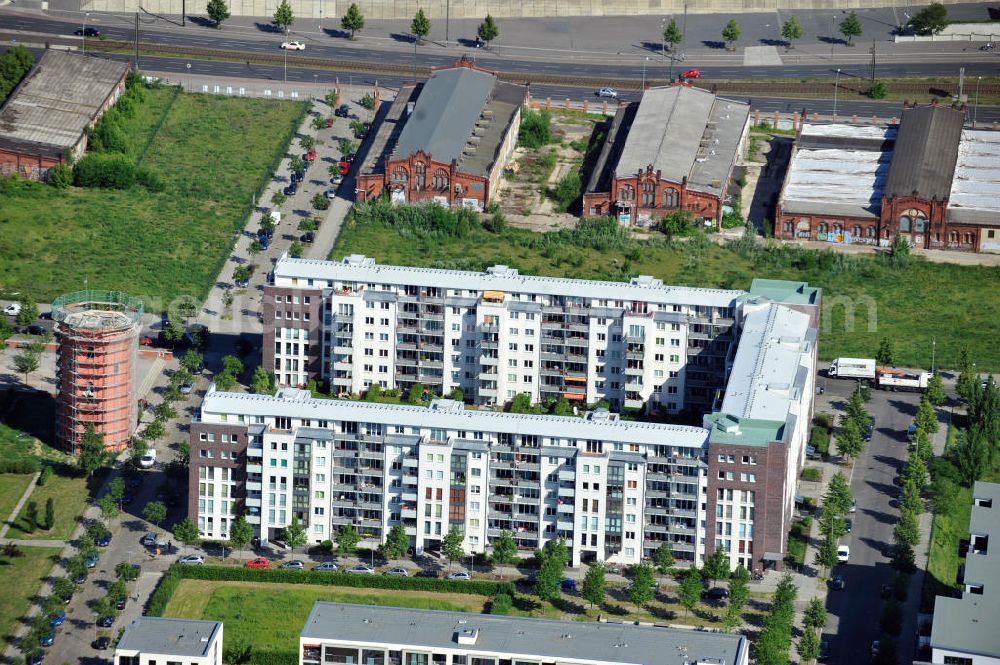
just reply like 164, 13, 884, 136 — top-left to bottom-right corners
956, 347, 977, 403
509, 393, 533, 413
336, 523, 360, 556
781, 16, 803, 48
229, 515, 254, 557
129, 437, 149, 468
703, 547, 731, 587
24, 500, 38, 533
926, 373, 946, 407
723, 566, 750, 632
721, 19, 741, 49
653, 541, 674, 582
550, 397, 572, 416
44, 497, 55, 530
908, 2, 947, 35
144, 418, 165, 442
172, 517, 199, 553
678, 567, 702, 615
283, 517, 307, 550
77, 425, 107, 477
93, 595, 114, 620
272, 0, 294, 33
491, 530, 517, 579
214, 370, 237, 391
67, 554, 87, 580
839, 12, 863, 45
206, 0, 229, 27
341, 3, 365, 39
411, 8, 431, 43
873, 636, 899, 665
663, 18, 682, 50
835, 415, 864, 460
875, 336, 895, 368
815, 533, 839, 573
289, 241, 304, 259
803, 597, 828, 630
628, 563, 656, 612
251, 366, 277, 395
153, 401, 177, 423
407, 382, 424, 404
825, 472, 854, 516
441, 526, 465, 570
53, 576, 76, 601
915, 395, 939, 434
893, 510, 920, 547
955, 425, 989, 486
116, 560, 140, 582
581, 562, 606, 608
477, 14, 499, 47
902, 452, 928, 491
797, 629, 821, 664
13, 347, 40, 384
143, 501, 167, 527
16, 296, 39, 327
0, 316, 12, 348
534, 551, 563, 601
449, 387, 465, 402
845, 388, 869, 431
162, 320, 183, 347
382, 524, 409, 559
181, 349, 203, 374
233, 265, 251, 286
99, 495, 119, 522
817, 507, 846, 541
891, 541, 915, 572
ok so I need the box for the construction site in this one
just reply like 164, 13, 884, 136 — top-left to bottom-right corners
53, 291, 143, 453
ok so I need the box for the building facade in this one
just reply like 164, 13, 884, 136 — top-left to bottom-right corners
115, 617, 224, 665
299, 603, 749, 665
263, 255, 798, 417
583, 85, 750, 227
195, 286, 818, 572
354, 59, 525, 211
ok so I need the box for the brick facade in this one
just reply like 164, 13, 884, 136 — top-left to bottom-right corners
188, 421, 248, 539
584, 166, 724, 226
357, 149, 491, 209
262, 285, 324, 387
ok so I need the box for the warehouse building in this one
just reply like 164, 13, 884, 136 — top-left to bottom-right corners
299, 603, 749, 665
583, 85, 750, 227
0, 51, 129, 180
354, 59, 526, 211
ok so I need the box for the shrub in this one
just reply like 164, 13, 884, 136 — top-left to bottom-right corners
47, 164, 72, 189
801, 467, 822, 482
549, 171, 581, 213
518, 109, 552, 149
490, 593, 513, 614
73, 153, 136, 189
359, 93, 376, 111
866, 81, 888, 99
37, 465, 53, 486
0, 457, 39, 474
312, 193, 330, 210
271, 191, 287, 206
136, 166, 165, 192
659, 210, 696, 238
145, 567, 181, 616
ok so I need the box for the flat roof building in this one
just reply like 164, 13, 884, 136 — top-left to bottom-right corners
583, 85, 750, 227
929, 482, 1000, 665
0, 50, 129, 180
299, 603, 749, 665
354, 59, 526, 211
115, 617, 224, 665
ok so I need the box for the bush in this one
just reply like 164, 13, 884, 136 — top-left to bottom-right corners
490, 593, 513, 614
145, 567, 181, 616
801, 467, 822, 482
312, 193, 330, 210
0, 457, 39, 474
659, 210, 696, 238
136, 166, 165, 192
47, 164, 72, 189
73, 153, 136, 189
37, 465, 53, 486
518, 109, 552, 149
359, 93, 376, 111
549, 171, 581, 213
271, 191, 287, 206
866, 81, 888, 100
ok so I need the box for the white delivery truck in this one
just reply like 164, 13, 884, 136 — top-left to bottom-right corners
875, 369, 933, 392
827, 358, 876, 380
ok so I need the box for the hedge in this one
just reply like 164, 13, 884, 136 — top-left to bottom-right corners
0, 457, 39, 474
145, 566, 181, 617
174, 564, 515, 596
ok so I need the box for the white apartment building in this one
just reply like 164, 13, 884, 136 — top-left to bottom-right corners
264, 255, 755, 415
298, 603, 749, 665
115, 617, 224, 665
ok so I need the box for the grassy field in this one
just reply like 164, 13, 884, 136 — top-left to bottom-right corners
332, 212, 1000, 370
0, 86, 306, 308
0, 546, 61, 648
9, 469, 89, 540
0, 474, 33, 528
165, 580, 487, 655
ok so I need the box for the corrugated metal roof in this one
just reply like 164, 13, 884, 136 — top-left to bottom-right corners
947, 129, 1000, 225
780, 143, 892, 219
0, 51, 128, 153
392, 66, 497, 165
884, 106, 964, 200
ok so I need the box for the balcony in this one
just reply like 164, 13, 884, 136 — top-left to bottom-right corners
556, 501, 574, 514
557, 519, 574, 531
246, 444, 263, 458
557, 468, 576, 482
246, 463, 262, 475
401, 507, 417, 519
401, 490, 418, 502
557, 486, 575, 498
402, 456, 419, 469
245, 513, 261, 525
246, 480, 262, 492
245, 495, 262, 508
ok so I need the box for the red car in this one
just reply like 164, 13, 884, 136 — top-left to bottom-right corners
325, 117, 334, 128
338, 161, 350, 175
680, 69, 701, 79
245, 557, 271, 569
141, 336, 154, 346
303, 149, 317, 161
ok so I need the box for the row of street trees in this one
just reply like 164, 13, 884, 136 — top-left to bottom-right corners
814, 472, 854, 573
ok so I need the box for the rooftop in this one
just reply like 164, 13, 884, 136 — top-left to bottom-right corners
116, 617, 222, 657
884, 106, 964, 201
614, 86, 749, 197
584, 103, 635, 195
0, 51, 128, 158
745, 279, 821, 306
301, 602, 747, 665
273, 255, 745, 308
930, 482, 1000, 659
703, 413, 786, 447
947, 129, 1000, 225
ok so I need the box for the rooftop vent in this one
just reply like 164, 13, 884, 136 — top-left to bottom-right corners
343, 254, 376, 267
406, 102, 415, 116
486, 265, 519, 278
454, 627, 480, 645
429, 399, 465, 414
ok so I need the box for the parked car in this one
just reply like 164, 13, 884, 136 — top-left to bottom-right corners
3, 303, 21, 316
179, 383, 194, 395
680, 68, 701, 78
880, 584, 893, 599
96, 532, 111, 547
300, 232, 315, 244
116, 597, 127, 610
120, 491, 134, 505
560, 578, 577, 591
27, 654, 43, 665
330, 174, 343, 185
40, 631, 55, 647
447, 571, 471, 580
139, 449, 156, 468
74, 26, 100, 36
863, 417, 875, 441
25, 324, 45, 335
844, 518, 853, 534
871, 640, 880, 658
84, 555, 99, 568
303, 149, 317, 161
837, 545, 850, 563
141, 336, 155, 346
326, 117, 334, 128
49, 610, 65, 627
73, 572, 87, 585
93, 636, 111, 650
338, 161, 350, 175
335, 104, 351, 118
384, 567, 409, 577
596, 87, 618, 98
290, 170, 303, 183
325, 188, 338, 199
281, 40, 305, 50
246, 557, 271, 569
702, 587, 729, 600
347, 564, 375, 575
314, 562, 339, 572
283, 182, 298, 197
280, 560, 305, 570
819, 640, 831, 660
828, 575, 845, 590
178, 555, 205, 565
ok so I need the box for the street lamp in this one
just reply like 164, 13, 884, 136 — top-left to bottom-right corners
283, 44, 288, 82
830, 15, 836, 58
642, 56, 649, 90
82, 12, 90, 55
833, 68, 841, 121
975, 76, 982, 126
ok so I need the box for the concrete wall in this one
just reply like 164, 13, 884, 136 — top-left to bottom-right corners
82, 0, 975, 20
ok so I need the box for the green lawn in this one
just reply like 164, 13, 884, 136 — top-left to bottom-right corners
9, 470, 89, 540
165, 580, 487, 657
0, 474, 34, 529
332, 212, 1000, 370
0, 86, 306, 308
0, 546, 62, 647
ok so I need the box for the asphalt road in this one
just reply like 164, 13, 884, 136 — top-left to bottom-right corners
818, 377, 924, 665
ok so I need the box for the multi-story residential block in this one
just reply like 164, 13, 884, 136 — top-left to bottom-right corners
264, 255, 801, 416
115, 617, 224, 665
193, 284, 818, 572
298, 603, 749, 665
928, 482, 1000, 665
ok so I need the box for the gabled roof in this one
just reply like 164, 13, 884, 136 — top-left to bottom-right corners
884, 106, 964, 201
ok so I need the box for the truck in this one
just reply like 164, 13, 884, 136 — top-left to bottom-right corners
827, 357, 876, 380
875, 369, 933, 392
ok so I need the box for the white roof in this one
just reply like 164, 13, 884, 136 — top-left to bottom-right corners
781, 147, 891, 219
274, 255, 743, 308
201, 388, 711, 448
799, 123, 894, 141
720, 304, 812, 421
948, 129, 1000, 217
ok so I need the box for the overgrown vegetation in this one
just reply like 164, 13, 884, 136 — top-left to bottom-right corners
518, 109, 552, 149
0, 46, 34, 106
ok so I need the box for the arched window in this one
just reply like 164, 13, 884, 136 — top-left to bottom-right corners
642, 181, 655, 207
817, 222, 828, 235
619, 185, 634, 202
832, 223, 843, 235
414, 162, 426, 190
852, 225, 861, 238
950, 231, 959, 243
391, 166, 408, 184
664, 188, 679, 208
899, 215, 912, 233
964, 232, 973, 244
867, 226, 876, 238
432, 170, 449, 191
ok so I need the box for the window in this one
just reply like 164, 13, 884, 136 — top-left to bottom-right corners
664, 188, 679, 208
642, 180, 655, 207
432, 170, 450, 190
618, 184, 634, 201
